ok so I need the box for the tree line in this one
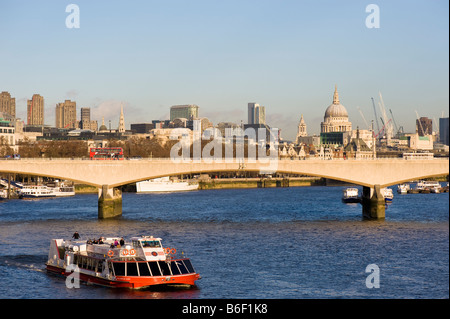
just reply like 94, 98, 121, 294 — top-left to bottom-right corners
3, 137, 177, 158
2, 136, 276, 159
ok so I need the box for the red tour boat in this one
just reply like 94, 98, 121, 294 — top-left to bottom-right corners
46, 235, 200, 289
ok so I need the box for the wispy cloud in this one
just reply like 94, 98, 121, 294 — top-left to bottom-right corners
65, 90, 79, 99
202, 108, 245, 124
89, 100, 144, 128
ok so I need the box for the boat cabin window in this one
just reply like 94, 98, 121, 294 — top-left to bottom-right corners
132, 240, 140, 248
141, 240, 161, 248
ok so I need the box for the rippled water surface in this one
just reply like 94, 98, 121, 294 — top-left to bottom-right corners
0, 186, 448, 299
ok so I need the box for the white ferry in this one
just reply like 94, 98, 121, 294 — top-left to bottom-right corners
136, 177, 199, 193
18, 185, 56, 198
46, 181, 76, 197
18, 184, 75, 198
53, 185, 75, 197
46, 235, 200, 289
416, 181, 441, 193
397, 184, 410, 194
342, 188, 360, 203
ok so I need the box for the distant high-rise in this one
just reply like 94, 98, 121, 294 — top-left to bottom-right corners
248, 103, 266, 125
170, 104, 199, 121
416, 117, 432, 136
439, 117, 449, 146
81, 107, 90, 122
80, 107, 98, 131
56, 100, 77, 129
0, 91, 16, 117
27, 94, 44, 125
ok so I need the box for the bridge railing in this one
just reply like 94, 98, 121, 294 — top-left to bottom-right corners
0, 156, 447, 162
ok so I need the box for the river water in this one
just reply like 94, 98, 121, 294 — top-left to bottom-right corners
0, 186, 448, 299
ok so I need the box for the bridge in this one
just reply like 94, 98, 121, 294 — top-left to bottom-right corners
1, 157, 448, 219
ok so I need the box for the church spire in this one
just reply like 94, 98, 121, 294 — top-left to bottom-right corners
333, 84, 340, 104
118, 103, 125, 133
297, 114, 307, 138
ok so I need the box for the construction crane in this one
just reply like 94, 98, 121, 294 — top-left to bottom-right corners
378, 92, 393, 140
415, 110, 424, 135
357, 106, 370, 129
371, 97, 380, 136
374, 118, 392, 138
389, 109, 399, 137
433, 117, 439, 137
64, 121, 76, 129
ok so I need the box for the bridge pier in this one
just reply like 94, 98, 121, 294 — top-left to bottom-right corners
361, 185, 385, 220
98, 185, 122, 219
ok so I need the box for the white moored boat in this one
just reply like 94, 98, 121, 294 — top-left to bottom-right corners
19, 185, 56, 198
52, 185, 75, 197
342, 188, 360, 203
45, 181, 75, 197
416, 181, 441, 193
136, 177, 198, 193
397, 184, 410, 194
18, 183, 75, 198
382, 188, 394, 202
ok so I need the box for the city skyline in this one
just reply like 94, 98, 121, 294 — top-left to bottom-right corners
0, 0, 448, 139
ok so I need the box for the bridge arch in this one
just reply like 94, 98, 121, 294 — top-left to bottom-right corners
1, 158, 448, 219
108, 169, 449, 189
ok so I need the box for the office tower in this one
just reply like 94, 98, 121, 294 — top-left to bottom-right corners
170, 104, 199, 121
80, 107, 98, 131
416, 117, 432, 136
255, 105, 266, 125
55, 100, 77, 129
248, 103, 266, 125
439, 117, 449, 146
27, 94, 44, 125
81, 107, 90, 122
0, 91, 16, 117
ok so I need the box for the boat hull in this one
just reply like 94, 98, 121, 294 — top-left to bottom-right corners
20, 194, 56, 198
136, 178, 199, 193
136, 183, 198, 193
54, 192, 75, 197
46, 264, 200, 289
341, 197, 360, 204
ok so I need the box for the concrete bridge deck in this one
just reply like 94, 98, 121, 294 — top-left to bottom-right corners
1, 157, 448, 219
1, 157, 448, 188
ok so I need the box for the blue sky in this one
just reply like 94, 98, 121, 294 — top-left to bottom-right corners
0, 0, 448, 139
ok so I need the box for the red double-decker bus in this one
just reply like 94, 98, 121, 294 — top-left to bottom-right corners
89, 147, 124, 160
